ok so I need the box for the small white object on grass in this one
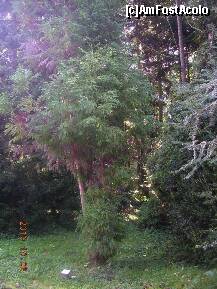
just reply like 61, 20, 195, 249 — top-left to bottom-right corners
60, 269, 77, 279
61, 269, 71, 278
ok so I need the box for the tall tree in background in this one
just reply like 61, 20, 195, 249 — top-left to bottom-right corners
176, 0, 188, 82
3, 0, 156, 228
125, 0, 199, 197
126, 0, 198, 114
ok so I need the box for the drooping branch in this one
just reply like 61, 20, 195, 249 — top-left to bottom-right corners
173, 92, 217, 178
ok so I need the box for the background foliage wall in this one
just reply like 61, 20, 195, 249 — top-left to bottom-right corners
0, 146, 80, 234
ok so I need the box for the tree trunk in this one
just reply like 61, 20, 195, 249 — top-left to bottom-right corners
137, 141, 150, 199
75, 160, 85, 213
176, 0, 187, 83
208, 25, 214, 49
158, 80, 164, 122
77, 171, 85, 213
186, 48, 190, 82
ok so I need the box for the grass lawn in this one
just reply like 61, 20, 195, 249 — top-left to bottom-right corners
0, 226, 210, 289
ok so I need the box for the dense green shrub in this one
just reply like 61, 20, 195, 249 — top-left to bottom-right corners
0, 156, 80, 234
137, 197, 166, 228
148, 137, 217, 260
147, 30, 217, 259
78, 188, 125, 265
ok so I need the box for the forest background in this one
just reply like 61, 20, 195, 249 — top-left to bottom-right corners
0, 0, 216, 288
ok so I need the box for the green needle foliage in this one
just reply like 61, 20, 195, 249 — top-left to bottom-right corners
78, 188, 125, 265
30, 46, 155, 193
32, 46, 154, 151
